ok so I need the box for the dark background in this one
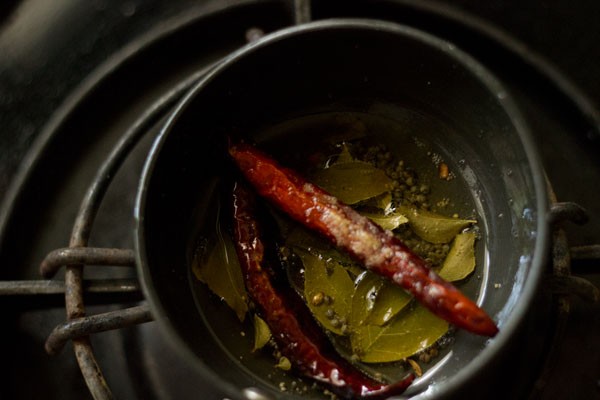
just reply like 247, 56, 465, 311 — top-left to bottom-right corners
0, 0, 599, 198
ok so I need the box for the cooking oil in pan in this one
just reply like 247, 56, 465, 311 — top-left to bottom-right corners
189, 109, 491, 397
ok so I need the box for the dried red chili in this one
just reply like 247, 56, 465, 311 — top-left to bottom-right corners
229, 142, 498, 337
232, 182, 414, 399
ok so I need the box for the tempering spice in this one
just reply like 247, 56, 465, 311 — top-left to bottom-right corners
192, 131, 493, 398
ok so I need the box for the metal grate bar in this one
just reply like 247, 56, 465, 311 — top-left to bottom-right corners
571, 244, 600, 261
40, 247, 135, 278
549, 202, 589, 225
0, 278, 139, 295
294, 0, 311, 24
45, 304, 153, 355
44, 71, 199, 400
547, 274, 600, 303
0, 279, 142, 309
528, 186, 599, 398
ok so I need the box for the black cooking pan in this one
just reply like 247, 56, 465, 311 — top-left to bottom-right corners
135, 19, 548, 399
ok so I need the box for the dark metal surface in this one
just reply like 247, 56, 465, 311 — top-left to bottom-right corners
0, 1, 599, 399
572, 245, 600, 261
136, 18, 549, 400
0, 279, 142, 310
45, 303, 152, 356
40, 247, 136, 278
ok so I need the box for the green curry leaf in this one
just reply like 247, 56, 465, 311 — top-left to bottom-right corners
365, 280, 412, 326
334, 143, 355, 164
351, 303, 448, 363
399, 206, 476, 244
350, 271, 383, 328
361, 211, 408, 231
351, 271, 412, 328
438, 232, 477, 282
299, 248, 355, 335
252, 314, 272, 352
192, 225, 248, 322
312, 161, 393, 205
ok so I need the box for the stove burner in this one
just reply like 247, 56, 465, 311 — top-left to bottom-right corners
1, 1, 599, 399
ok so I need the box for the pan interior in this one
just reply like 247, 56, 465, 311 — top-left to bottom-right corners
136, 20, 545, 399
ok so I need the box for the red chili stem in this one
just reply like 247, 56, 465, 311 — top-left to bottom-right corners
232, 182, 414, 399
229, 142, 499, 337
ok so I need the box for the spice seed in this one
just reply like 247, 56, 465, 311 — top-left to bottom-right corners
311, 292, 324, 306
407, 358, 423, 377
439, 162, 449, 179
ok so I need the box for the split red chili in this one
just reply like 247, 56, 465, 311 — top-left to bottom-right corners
232, 182, 414, 399
229, 142, 499, 337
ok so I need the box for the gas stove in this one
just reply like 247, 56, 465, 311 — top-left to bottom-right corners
1, 1, 599, 399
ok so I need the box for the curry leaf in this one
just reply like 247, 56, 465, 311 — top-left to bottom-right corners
351, 271, 412, 329
312, 161, 393, 205
276, 356, 292, 371
399, 205, 476, 244
367, 192, 394, 214
299, 248, 355, 335
334, 143, 355, 164
359, 192, 396, 219
361, 211, 408, 231
437, 232, 477, 282
351, 303, 448, 363
252, 314, 272, 352
365, 280, 412, 326
192, 222, 248, 322
286, 226, 356, 272
350, 271, 384, 328
286, 225, 329, 253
